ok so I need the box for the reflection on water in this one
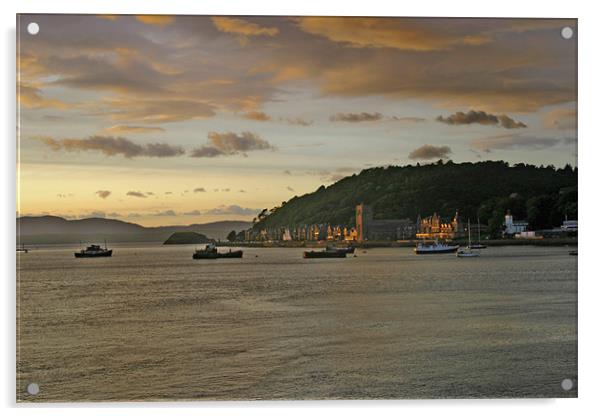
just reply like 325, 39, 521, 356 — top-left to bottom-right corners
17, 245, 577, 401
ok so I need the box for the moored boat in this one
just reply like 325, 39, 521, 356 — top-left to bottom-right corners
468, 218, 487, 249
193, 243, 243, 259
414, 239, 459, 255
303, 249, 347, 258
457, 219, 480, 258
75, 242, 112, 258
326, 246, 355, 254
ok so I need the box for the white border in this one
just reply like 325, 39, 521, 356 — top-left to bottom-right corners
2, 1, 600, 415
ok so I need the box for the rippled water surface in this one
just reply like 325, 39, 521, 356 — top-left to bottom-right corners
17, 244, 577, 401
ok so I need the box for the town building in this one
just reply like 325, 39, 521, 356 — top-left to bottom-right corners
355, 203, 415, 241
415, 210, 463, 239
504, 212, 528, 236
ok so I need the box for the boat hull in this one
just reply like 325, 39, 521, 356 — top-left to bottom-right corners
193, 250, 243, 259
303, 251, 347, 259
414, 246, 459, 255
74, 250, 112, 258
469, 244, 487, 249
326, 247, 355, 254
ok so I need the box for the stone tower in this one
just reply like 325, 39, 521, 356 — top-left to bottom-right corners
356, 203, 373, 241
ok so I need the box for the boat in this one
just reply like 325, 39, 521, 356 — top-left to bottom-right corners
457, 219, 481, 258
74, 241, 112, 258
468, 218, 488, 249
303, 249, 347, 258
16, 243, 28, 253
326, 245, 355, 254
569, 250, 578, 256
193, 243, 243, 259
414, 239, 459, 255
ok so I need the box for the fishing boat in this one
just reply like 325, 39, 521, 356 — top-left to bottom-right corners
74, 241, 112, 258
469, 218, 488, 249
414, 239, 459, 255
303, 249, 347, 258
193, 243, 243, 259
457, 219, 480, 258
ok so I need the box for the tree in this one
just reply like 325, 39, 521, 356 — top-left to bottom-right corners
226, 230, 237, 242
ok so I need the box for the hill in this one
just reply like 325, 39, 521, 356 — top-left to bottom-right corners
163, 232, 214, 245
253, 160, 577, 236
17, 216, 251, 244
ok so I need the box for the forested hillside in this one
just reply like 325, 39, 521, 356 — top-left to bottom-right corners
253, 160, 577, 236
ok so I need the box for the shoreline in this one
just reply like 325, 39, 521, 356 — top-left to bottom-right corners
215, 238, 578, 248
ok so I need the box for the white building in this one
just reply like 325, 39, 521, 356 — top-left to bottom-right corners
561, 219, 578, 232
504, 213, 528, 235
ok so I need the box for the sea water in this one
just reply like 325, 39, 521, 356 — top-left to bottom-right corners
16, 245, 577, 401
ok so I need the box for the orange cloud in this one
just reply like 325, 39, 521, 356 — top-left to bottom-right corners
102, 125, 166, 135
297, 17, 489, 51
18, 83, 72, 110
211, 17, 279, 37
243, 111, 271, 121
135, 15, 174, 26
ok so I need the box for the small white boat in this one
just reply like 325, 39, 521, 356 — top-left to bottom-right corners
457, 219, 480, 258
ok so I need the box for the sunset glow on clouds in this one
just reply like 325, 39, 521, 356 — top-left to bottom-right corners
17, 15, 577, 225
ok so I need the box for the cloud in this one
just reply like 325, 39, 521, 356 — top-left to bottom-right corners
286, 186, 295, 192
19, 82, 72, 110
542, 107, 576, 131
296, 17, 491, 52
408, 145, 452, 160
470, 134, 560, 152
211, 17, 279, 37
205, 205, 261, 216
390, 116, 426, 123
99, 97, 217, 124
193, 187, 206, 193
281, 117, 314, 126
126, 191, 147, 198
498, 115, 527, 129
103, 125, 166, 134
182, 210, 201, 216
190, 131, 275, 158
436, 110, 526, 129
95, 190, 111, 199
190, 146, 224, 158
330, 112, 383, 122
243, 111, 271, 121
153, 210, 176, 216
81, 210, 107, 218
283, 170, 292, 175
135, 16, 174, 26
35, 135, 185, 158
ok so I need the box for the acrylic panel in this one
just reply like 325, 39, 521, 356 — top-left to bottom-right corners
16, 14, 578, 401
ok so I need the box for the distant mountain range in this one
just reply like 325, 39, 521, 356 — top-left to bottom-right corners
16, 215, 251, 244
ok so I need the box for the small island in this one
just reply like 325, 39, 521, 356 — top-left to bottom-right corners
163, 232, 214, 245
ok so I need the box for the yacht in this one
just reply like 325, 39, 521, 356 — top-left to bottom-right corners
457, 219, 480, 258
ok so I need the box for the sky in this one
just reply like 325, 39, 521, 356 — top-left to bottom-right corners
17, 15, 577, 226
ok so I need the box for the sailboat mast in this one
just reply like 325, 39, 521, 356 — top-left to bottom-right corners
468, 219, 471, 246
